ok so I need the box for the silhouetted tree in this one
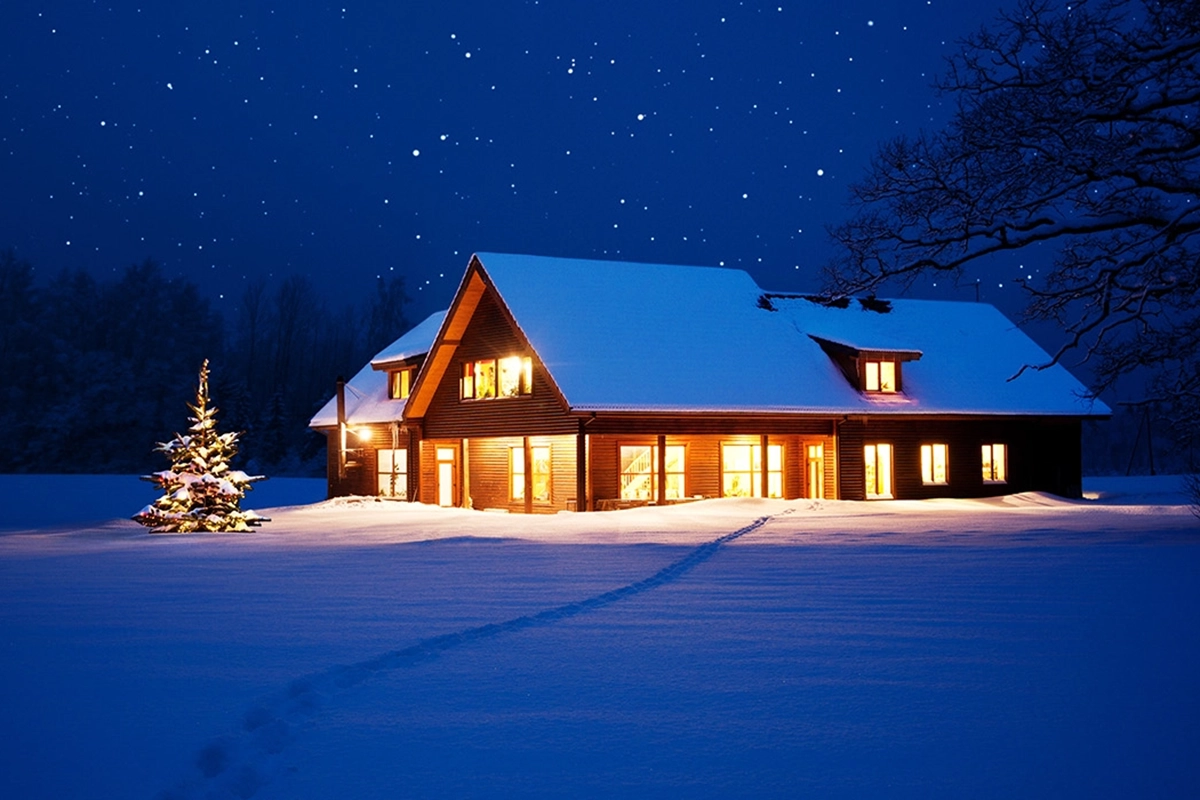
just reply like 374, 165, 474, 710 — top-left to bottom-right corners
824, 0, 1199, 446
368, 273, 410, 352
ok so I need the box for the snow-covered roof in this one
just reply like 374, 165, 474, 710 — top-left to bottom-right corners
472, 253, 1108, 417
370, 311, 448, 368
309, 311, 446, 428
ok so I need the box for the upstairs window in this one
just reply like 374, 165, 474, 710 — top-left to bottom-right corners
982, 443, 1008, 483
921, 443, 949, 485
864, 359, 897, 393
388, 368, 413, 400
461, 356, 532, 400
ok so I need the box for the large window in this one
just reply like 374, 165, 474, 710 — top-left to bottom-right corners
619, 445, 685, 501
511, 445, 551, 502
982, 443, 1008, 483
921, 443, 949, 485
388, 368, 413, 400
864, 359, 897, 393
864, 443, 894, 499
376, 448, 407, 498
721, 443, 783, 498
462, 356, 532, 400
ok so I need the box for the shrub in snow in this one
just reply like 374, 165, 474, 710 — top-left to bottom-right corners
133, 360, 268, 533
1185, 473, 1200, 521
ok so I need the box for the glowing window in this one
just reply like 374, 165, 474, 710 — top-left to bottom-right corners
376, 448, 407, 498
864, 443, 894, 499
982, 443, 1008, 483
921, 443, 949, 485
864, 360, 897, 393
462, 357, 532, 400
511, 445, 551, 502
619, 445, 685, 501
721, 443, 783, 498
806, 443, 824, 499
388, 369, 412, 400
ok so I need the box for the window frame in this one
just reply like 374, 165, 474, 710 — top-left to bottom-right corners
618, 444, 685, 501
510, 444, 552, 503
388, 368, 413, 400
376, 447, 408, 498
864, 443, 895, 499
982, 443, 1008, 484
920, 443, 950, 486
720, 442, 783, 499
461, 356, 532, 401
862, 358, 898, 393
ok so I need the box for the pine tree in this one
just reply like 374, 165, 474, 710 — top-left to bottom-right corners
133, 360, 268, 532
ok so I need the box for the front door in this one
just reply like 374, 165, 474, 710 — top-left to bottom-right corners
806, 443, 824, 499
436, 446, 457, 507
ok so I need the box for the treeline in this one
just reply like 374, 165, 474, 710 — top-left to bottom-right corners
0, 250, 409, 476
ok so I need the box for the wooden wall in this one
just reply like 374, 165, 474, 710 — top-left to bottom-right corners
837, 417, 1083, 500
586, 432, 837, 504
421, 291, 577, 439
321, 425, 381, 498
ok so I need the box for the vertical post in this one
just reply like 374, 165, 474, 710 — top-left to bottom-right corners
461, 438, 470, 509
576, 421, 588, 512
407, 426, 420, 503
523, 436, 533, 514
656, 434, 667, 505
336, 376, 347, 481
760, 434, 770, 499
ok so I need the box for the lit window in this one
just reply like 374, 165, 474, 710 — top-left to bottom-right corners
864, 359, 897, 393
921, 443, 949, 485
498, 356, 522, 397
721, 443, 783, 498
388, 369, 412, 400
864, 443, 894, 499
619, 445, 685, 501
806, 443, 824, 499
511, 445, 551, 502
376, 448, 407, 498
982, 443, 1007, 483
462, 357, 532, 400
475, 359, 497, 399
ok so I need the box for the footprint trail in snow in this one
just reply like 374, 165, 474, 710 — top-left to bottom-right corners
158, 514, 775, 799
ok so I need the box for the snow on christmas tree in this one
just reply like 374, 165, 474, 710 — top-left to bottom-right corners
133, 359, 268, 532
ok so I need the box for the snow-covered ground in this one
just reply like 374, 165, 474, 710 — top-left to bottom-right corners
0, 476, 1197, 798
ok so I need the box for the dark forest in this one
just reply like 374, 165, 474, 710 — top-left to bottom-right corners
0, 250, 409, 476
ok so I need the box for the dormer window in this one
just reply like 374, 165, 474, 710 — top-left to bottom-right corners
388, 368, 413, 400
808, 335, 920, 397
864, 359, 897, 393
462, 356, 533, 400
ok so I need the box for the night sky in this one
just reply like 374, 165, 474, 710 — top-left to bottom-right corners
2, 1, 1014, 320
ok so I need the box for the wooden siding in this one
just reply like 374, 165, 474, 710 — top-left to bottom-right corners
321, 423, 417, 499
586, 432, 838, 505
321, 427, 378, 498
583, 415, 835, 436
420, 290, 577, 439
463, 435, 578, 513
837, 417, 1083, 501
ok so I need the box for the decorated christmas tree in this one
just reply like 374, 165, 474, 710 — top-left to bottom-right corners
133, 360, 268, 532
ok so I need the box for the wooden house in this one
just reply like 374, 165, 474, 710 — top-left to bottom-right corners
310, 253, 1108, 511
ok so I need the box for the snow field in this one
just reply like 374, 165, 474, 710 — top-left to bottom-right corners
0, 476, 1197, 798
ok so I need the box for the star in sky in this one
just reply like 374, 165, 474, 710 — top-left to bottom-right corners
0, 1, 1011, 316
